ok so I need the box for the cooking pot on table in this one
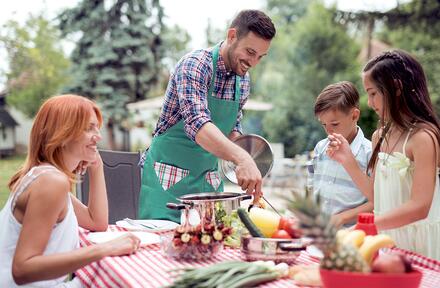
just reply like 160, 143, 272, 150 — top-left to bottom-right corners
166, 192, 251, 226
166, 134, 274, 225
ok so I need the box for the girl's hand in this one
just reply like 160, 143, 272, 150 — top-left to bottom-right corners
330, 214, 345, 228
100, 233, 141, 256
326, 133, 352, 165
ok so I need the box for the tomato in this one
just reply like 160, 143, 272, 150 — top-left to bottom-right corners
279, 218, 301, 238
279, 217, 295, 230
284, 223, 302, 238
278, 217, 290, 230
271, 229, 292, 239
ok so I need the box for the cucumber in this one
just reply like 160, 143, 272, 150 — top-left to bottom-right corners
237, 208, 265, 238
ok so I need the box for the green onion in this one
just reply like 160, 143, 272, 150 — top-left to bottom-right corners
168, 261, 284, 288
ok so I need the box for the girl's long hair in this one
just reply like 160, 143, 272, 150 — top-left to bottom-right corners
365, 50, 440, 173
8, 94, 103, 191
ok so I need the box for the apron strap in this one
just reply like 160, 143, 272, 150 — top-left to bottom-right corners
208, 44, 241, 102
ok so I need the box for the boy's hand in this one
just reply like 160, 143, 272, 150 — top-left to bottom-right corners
326, 133, 353, 165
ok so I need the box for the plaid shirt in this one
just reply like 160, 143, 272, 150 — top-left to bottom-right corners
139, 44, 250, 167
153, 43, 250, 140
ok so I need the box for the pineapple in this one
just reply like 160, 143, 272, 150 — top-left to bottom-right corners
287, 190, 370, 273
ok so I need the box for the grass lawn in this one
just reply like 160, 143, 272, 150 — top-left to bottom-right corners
0, 155, 26, 209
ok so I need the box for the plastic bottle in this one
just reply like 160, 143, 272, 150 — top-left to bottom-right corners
354, 213, 378, 236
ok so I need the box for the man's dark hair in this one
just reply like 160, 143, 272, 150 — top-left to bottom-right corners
230, 10, 276, 40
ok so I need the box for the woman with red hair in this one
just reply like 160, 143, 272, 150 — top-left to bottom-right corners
0, 95, 140, 287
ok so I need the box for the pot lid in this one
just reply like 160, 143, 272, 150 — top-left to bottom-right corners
220, 134, 274, 184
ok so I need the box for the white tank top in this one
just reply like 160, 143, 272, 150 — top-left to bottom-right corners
0, 165, 80, 287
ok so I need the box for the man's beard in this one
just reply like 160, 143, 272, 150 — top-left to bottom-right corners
226, 43, 239, 75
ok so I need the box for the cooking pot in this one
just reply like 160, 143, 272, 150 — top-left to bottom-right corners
220, 134, 274, 184
166, 192, 252, 226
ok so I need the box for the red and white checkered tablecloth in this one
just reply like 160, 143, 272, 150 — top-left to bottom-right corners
75, 226, 440, 288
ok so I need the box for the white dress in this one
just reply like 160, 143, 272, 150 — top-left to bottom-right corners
374, 131, 440, 260
0, 165, 82, 287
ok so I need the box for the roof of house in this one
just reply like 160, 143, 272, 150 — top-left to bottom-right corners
0, 108, 18, 127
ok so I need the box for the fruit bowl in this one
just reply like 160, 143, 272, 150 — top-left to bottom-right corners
319, 269, 422, 288
161, 232, 223, 260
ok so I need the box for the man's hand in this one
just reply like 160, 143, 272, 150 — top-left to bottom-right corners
234, 153, 262, 198
195, 123, 263, 198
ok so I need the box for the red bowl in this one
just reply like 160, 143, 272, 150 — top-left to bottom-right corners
320, 269, 422, 288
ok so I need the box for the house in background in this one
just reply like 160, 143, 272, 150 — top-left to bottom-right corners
0, 91, 18, 157
126, 96, 274, 151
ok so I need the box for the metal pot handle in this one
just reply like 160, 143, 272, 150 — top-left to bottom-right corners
279, 241, 307, 252
238, 194, 252, 201
166, 203, 188, 210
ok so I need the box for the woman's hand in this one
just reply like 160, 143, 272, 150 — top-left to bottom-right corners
73, 150, 108, 231
77, 152, 104, 175
100, 233, 141, 257
326, 133, 353, 165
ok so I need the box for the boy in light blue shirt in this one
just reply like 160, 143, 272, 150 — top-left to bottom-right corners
310, 81, 373, 227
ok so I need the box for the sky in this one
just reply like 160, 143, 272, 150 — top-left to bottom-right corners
0, 0, 405, 86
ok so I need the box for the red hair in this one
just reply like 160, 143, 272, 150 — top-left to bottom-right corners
8, 94, 103, 191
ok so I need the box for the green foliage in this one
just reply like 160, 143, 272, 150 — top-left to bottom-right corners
256, 1, 360, 156
359, 95, 378, 139
57, 0, 175, 124
377, 0, 440, 112
0, 15, 70, 118
162, 24, 191, 70
206, 19, 225, 47
0, 155, 25, 209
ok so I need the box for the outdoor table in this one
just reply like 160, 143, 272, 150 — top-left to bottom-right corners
75, 226, 440, 288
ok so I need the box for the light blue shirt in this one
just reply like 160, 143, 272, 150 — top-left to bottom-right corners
310, 127, 372, 221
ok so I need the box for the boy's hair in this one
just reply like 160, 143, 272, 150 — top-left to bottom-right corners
230, 10, 276, 40
314, 81, 360, 115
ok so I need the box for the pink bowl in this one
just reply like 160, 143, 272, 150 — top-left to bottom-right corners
320, 269, 422, 288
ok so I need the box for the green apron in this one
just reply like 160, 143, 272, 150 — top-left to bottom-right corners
138, 44, 241, 222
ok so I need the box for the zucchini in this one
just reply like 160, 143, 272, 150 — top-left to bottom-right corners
237, 208, 265, 237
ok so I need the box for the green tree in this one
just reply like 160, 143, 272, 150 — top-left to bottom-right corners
378, 0, 440, 111
57, 0, 169, 149
0, 14, 70, 117
335, 0, 440, 115
256, 1, 360, 156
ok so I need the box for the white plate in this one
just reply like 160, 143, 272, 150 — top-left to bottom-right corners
87, 231, 161, 246
115, 219, 179, 232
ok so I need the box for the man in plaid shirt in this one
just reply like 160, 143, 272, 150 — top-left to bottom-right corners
139, 10, 276, 222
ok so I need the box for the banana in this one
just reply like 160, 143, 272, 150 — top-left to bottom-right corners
358, 234, 395, 264
341, 230, 366, 248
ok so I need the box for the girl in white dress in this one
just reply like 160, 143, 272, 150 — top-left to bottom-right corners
0, 95, 141, 287
326, 50, 440, 260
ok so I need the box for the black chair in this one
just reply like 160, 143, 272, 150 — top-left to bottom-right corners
77, 150, 141, 224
